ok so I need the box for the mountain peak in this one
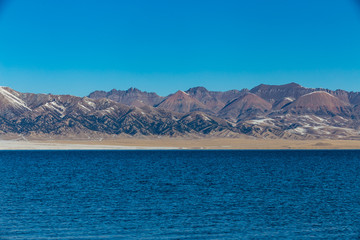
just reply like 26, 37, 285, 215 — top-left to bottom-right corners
251, 82, 303, 91
156, 90, 210, 113
284, 91, 351, 116
175, 90, 189, 95
250, 82, 310, 103
286, 82, 302, 87
126, 87, 141, 93
186, 86, 209, 94
218, 92, 271, 121
88, 88, 164, 107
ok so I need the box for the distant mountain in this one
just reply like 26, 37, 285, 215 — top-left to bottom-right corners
1, 82, 360, 139
272, 97, 295, 110
88, 88, 164, 107
185, 87, 247, 113
250, 82, 352, 106
283, 91, 352, 116
218, 93, 272, 121
348, 92, 360, 106
86, 83, 360, 139
250, 82, 310, 103
185, 87, 224, 112
155, 90, 211, 114
91, 86, 247, 114
0, 87, 236, 138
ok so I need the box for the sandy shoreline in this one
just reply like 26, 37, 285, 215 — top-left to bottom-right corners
1, 138, 360, 150
0, 140, 178, 150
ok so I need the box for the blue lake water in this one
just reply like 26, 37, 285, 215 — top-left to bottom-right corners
0, 150, 359, 239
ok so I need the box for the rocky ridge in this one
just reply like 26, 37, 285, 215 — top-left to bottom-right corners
0, 83, 359, 140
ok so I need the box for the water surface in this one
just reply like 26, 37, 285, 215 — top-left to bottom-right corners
0, 150, 359, 239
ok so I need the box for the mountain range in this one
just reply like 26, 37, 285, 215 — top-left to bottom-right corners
1, 83, 360, 140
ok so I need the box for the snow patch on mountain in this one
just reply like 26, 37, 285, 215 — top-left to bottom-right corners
0, 87, 31, 110
44, 101, 66, 117
302, 91, 334, 98
84, 99, 96, 108
77, 103, 91, 112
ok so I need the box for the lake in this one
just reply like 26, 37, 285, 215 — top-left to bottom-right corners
0, 150, 359, 239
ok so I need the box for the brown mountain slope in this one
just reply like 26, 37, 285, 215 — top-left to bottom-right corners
185, 87, 225, 112
348, 92, 360, 106
218, 93, 272, 121
283, 91, 352, 116
185, 87, 249, 113
155, 90, 211, 114
272, 97, 295, 110
211, 89, 249, 105
250, 82, 311, 103
0, 87, 32, 117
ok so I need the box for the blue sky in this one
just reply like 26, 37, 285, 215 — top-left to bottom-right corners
0, 0, 359, 96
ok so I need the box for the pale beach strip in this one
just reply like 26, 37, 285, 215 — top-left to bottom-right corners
1, 138, 360, 150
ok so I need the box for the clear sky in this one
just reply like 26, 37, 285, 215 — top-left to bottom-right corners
0, 0, 359, 96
